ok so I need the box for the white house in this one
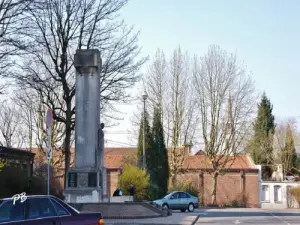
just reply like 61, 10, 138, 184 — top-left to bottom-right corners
253, 162, 300, 209
261, 181, 300, 209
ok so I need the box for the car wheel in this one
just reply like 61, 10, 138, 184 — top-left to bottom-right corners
180, 209, 186, 212
162, 203, 169, 210
188, 203, 194, 212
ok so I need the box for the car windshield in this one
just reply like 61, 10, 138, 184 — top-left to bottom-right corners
52, 198, 80, 214
163, 193, 174, 199
68, 204, 80, 214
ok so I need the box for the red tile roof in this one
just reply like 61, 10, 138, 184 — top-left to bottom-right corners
181, 155, 251, 170
104, 147, 136, 169
22, 147, 253, 170
103, 148, 253, 170
104, 147, 136, 155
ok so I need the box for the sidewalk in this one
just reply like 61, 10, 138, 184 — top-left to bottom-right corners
104, 213, 199, 225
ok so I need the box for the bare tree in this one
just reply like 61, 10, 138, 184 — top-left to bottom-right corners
0, 0, 31, 93
129, 49, 169, 143
165, 47, 198, 185
168, 48, 192, 185
145, 49, 168, 117
193, 45, 256, 204
129, 47, 198, 185
12, 89, 37, 151
8, 0, 146, 187
0, 102, 24, 147
273, 117, 298, 175
13, 88, 74, 178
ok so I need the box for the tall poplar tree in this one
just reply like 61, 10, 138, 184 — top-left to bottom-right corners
137, 112, 153, 170
250, 93, 275, 178
282, 124, 298, 175
151, 107, 169, 197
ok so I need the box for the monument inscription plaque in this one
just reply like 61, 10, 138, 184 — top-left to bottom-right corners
77, 173, 88, 188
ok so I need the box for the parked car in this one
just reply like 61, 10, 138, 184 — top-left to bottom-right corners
0, 195, 104, 225
153, 191, 198, 212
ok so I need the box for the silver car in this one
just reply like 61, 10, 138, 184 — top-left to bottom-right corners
153, 191, 199, 212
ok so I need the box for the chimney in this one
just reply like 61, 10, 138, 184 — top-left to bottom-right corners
183, 141, 193, 156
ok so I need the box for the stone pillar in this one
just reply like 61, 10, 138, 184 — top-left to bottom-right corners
240, 170, 246, 194
74, 49, 100, 168
64, 49, 107, 203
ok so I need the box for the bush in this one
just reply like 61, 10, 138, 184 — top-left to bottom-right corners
0, 166, 62, 198
169, 180, 199, 197
146, 183, 159, 201
0, 167, 28, 198
0, 160, 5, 172
288, 186, 300, 205
222, 193, 249, 208
119, 164, 150, 200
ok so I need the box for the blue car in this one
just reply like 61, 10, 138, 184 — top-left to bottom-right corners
153, 191, 199, 212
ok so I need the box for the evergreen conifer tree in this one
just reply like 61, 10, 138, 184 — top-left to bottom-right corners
137, 112, 153, 171
151, 107, 169, 197
251, 93, 275, 166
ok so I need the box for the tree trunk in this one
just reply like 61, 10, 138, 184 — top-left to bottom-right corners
63, 122, 72, 189
211, 172, 218, 205
171, 172, 177, 187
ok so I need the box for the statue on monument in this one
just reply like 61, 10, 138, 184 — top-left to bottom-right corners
99, 123, 105, 152
97, 123, 105, 189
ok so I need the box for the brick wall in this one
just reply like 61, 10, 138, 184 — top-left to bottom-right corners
107, 169, 120, 197
177, 170, 259, 207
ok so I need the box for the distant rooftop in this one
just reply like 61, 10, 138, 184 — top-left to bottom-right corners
0, 146, 35, 156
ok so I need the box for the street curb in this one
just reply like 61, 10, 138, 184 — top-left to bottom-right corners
191, 214, 201, 225
71, 202, 170, 219
103, 215, 162, 219
105, 224, 183, 225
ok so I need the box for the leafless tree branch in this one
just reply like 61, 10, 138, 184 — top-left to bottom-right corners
6, 0, 146, 187
193, 45, 256, 204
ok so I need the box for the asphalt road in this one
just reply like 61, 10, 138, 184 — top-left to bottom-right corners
105, 208, 300, 225
193, 208, 300, 225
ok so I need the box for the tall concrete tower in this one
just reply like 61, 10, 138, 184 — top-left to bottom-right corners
64, 49, 107, 203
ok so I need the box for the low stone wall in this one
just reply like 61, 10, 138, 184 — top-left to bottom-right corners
109, 196, 133, 202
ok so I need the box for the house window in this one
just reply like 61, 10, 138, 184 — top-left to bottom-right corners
274, 185, 282, 202
262, 185, 270, 202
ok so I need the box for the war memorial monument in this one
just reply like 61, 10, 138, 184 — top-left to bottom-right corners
64, 49, 108, 203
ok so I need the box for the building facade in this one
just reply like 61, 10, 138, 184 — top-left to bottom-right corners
30, 146, 260, 207
104, 148, 260, 207
261, 181, 300, 209
0, 146, 35, 177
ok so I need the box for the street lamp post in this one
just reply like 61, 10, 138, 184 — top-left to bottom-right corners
142, 91, 148, 170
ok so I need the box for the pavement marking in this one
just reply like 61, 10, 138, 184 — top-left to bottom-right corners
191, 213, 208, 225
233, 219, 240, 224
269, 212, 291, 225
191, 215, 201, 225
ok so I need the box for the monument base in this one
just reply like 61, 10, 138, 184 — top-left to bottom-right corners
64, 188, 103, 203
63, 167, 108, 203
